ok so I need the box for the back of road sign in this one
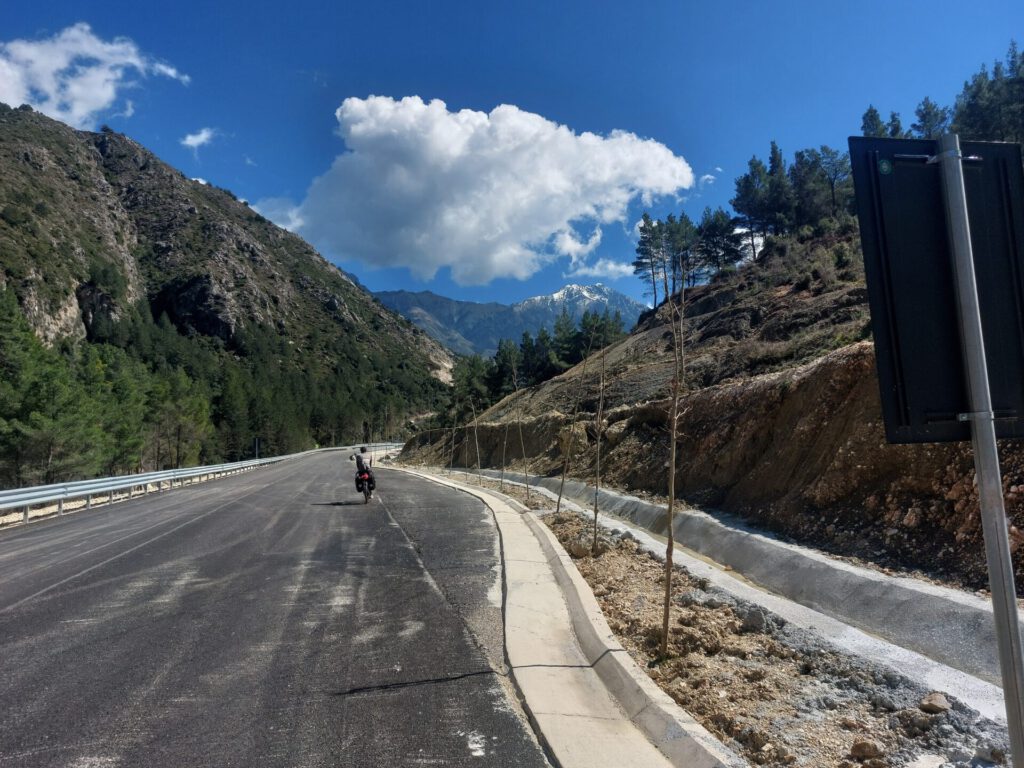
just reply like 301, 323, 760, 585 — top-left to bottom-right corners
849, 136, 1024, 443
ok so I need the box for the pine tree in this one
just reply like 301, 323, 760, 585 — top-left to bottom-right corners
766, 141, 795, 234
216, 366, 251, 460
951, 43, 1023, 143
788, 149, 830, 229
861, 105, 886, 137
552, 307, 579, 367
912, 97, 951, 138
518, 331, 537, 385
731, 156, 770, 241
665, 211, 700, 286
818, 146, 853, 219
886, 112, 909, 138
486, 339, 522, 399
633, 213, 662, 307
695, 207, 745, 272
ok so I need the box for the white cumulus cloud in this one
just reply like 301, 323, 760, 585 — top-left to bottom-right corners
567, 258, 635, 280
0, 22, 188, 129
181, 127, 216, 151
284, 96, 693, 285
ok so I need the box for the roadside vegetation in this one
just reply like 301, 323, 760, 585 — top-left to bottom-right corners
425, 307, 626, 431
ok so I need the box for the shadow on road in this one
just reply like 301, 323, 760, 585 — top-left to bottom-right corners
333, 668, 500, 697
309, 500, 370, 508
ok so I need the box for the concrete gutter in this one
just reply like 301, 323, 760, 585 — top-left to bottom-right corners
520, 504, 747, 767
483, 469, 1011, 688
396, 467, 746, 768
527, 483, 1005, 724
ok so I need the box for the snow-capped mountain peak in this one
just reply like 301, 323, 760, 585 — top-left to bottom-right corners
376, 283, 647, 356
518, 283, 612, 308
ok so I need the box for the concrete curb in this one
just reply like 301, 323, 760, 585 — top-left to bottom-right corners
520, 508, 747, 768
484, 469, 1010, 686
394, 466, 746, 768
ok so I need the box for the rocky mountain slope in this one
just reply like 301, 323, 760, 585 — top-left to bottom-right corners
375, 283, 646, 356
0, 103, 453, 471
0, 103, 451, 373
403, 230, 1024, 593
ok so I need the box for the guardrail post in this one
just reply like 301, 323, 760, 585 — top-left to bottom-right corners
129, 485, 134, 499
108, 490, 113, 505
22, 505, 29, 523
58, 498, 64, 515
87, 494, 92, 509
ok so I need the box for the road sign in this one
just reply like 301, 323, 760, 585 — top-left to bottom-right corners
851, 134, 1024, 766
849, 136, 1024, 443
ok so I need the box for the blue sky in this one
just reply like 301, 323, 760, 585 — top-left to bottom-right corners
2, 1, 1021, 306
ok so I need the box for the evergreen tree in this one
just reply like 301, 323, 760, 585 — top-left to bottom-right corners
552, 307, 579, 367
861, 105, 886, 137
766, 141, 795, 234
632, 213, 662, 307
216, 366, 252, 460
788, 149, 830, 229
531, 327, 562, 383
578, 310, 622, 351
665, 211, 700, 286
486, 339, 522, 399
731, 156, 770, 241
88, 345, 148, 474
148, 367, 213, 469
518, 331, 537, 384
950, 43, 1023, 142
818, 146, 853, 219
912, 97, 951, 138
694, 207, 745, 272
886, 111, 909, 138
451, 355, 492, 422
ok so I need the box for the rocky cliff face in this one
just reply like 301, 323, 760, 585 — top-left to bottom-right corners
0, 103, 453, 381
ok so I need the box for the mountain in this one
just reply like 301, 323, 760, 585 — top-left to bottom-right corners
375, 283, 647, 356
0, 103, 452, 483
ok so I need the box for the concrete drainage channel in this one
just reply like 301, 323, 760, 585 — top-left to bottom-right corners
479, 470, 1011, 692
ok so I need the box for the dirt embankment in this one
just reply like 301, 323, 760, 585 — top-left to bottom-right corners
403, 341, 1024, 593
543, 510, 1006, 768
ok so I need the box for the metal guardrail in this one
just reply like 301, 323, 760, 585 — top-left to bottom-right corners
0, 442, 403, 524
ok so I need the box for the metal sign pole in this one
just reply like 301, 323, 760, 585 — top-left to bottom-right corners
938, 132, 1024, 762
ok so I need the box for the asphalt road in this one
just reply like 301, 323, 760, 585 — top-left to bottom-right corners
0, 454, 550, 767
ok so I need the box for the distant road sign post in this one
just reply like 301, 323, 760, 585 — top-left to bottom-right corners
850, 134, 1024, 764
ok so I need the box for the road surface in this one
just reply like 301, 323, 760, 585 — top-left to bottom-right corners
0, 454, 550, 767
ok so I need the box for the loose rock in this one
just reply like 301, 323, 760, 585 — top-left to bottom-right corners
850, 739, 884, 760
918, 691, 951, 714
